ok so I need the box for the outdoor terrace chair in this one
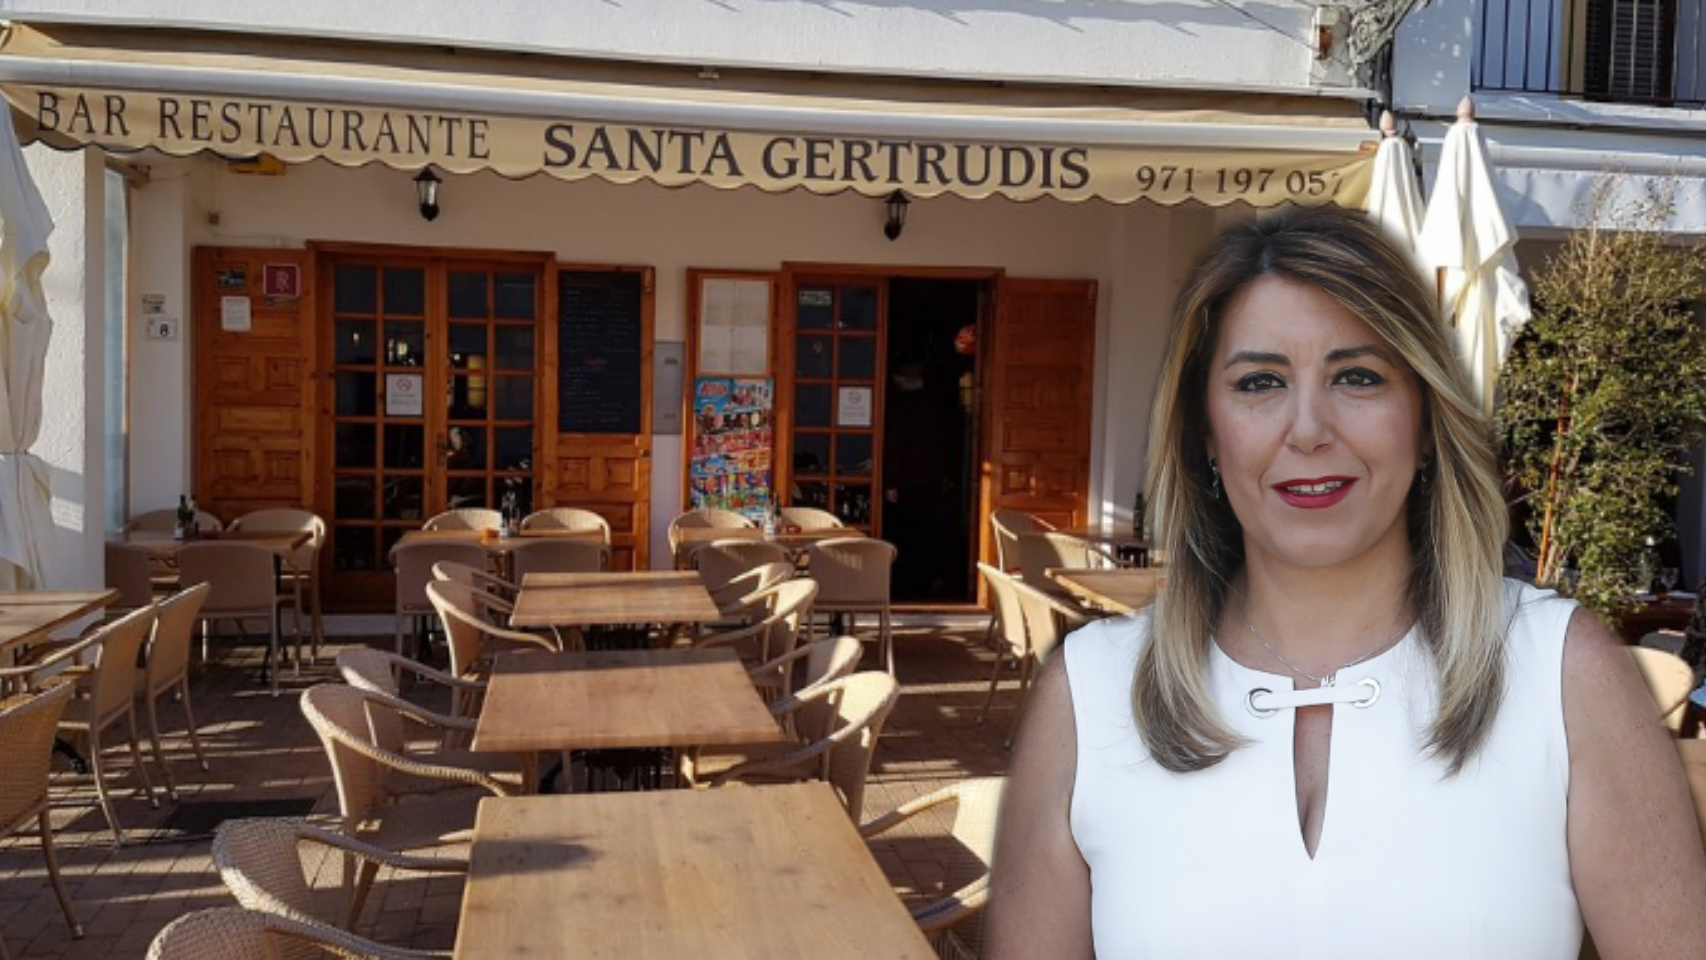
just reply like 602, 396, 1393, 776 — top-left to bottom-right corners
214, 816, 468, 938
779, 505, 844, 531
860, 777, 1006, 944
695, 578, 818, 666
430, 561, 518, 615
177, 541, 298, 696
139, 583, 213, 799
976, 563, 1030, 727
990, 508, 1053, 575
300, 684, 513, 911
747, 634, 864, 713
694, 539, 791, 597
701, 671, 901, 822
667, 507, 756, 567
146, 907, 431, 960
0, 683, 83, 957
425, 581, 561, 691
422, 509, 501, 532
105, 541, 158, 615
45, 605, 161, 845
508, 538, 609, 580
336, 647, 488, 723
393, 541, 488, 659
1629, 646, 1694, 734
520, 507, 612, 543
806, 537, 899, 674
227, 508, 328, 664
707, 560, 795, 619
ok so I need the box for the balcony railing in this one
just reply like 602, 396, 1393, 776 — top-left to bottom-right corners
1474, 0, 1705, 107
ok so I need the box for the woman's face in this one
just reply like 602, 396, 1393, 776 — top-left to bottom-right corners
1204, 275, 1427, 575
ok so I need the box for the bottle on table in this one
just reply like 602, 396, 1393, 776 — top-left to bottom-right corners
174, 494, 193, 541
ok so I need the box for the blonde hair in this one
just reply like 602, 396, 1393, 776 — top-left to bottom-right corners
1137, 207, 1508, 774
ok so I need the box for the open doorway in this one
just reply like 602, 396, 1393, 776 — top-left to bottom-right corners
882, 278, 983, 603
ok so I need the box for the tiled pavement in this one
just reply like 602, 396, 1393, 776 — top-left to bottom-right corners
0, 613, 1022, 958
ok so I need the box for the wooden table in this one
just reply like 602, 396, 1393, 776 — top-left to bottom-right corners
672, 526, 864, 566
0, 590, 117, 659
510, 571, 721, 629
389, 527, 602, 561
117, 529, 310, 558
454, 782, 935, 960
472, 647, 784, 753
1048, 567, 1161, 615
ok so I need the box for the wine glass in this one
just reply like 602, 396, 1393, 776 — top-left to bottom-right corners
1660, 566, 1680, 597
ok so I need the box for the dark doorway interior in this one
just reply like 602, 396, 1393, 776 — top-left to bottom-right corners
882, 278, 982, 603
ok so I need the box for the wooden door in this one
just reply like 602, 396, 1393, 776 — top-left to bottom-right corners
317, 252, 549, 606
542, 266, 654, 571
192, 248, 316, 522
978, 277, 1098, 567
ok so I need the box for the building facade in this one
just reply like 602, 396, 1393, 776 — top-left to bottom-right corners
1, 0, 1386, 605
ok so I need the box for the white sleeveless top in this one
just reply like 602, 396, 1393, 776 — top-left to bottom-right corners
1065, 579, 1582, 959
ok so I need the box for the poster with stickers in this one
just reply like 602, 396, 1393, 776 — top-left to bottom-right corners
688, 377, 774, 519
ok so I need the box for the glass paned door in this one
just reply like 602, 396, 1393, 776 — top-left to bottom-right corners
789, 281, 883, 531
325, 256, 542, 599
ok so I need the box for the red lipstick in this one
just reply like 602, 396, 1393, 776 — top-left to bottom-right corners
1272, 476, 1356, 509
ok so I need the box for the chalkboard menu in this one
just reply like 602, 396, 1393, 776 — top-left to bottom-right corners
558, 270, 644, 434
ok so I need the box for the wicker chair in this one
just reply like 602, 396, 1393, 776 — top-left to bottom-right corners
805, 537, 899, 674
214, 817, 468, 938
695, 578, 818, 666
392, 541, 488, 658
989, 509, 1053, 575
860, 778, 1006, 944
146, 907, 430, 960
430, 561, 518, 614
976, 563, 1029, 727
694, 539, 791, 592
105, 541, 158, 614
779, 506, 844, 532
0, 683, 83, 955
747, 634, 864, 708
300, 684, 512, 913
667, 508, 755, 567
49, 605, 162, 845
1017, 531, 1121, 588
422, 509, 501, 532
128, 508, 223, 535
177, 541, 298, 696
705, 671, 900, 822
426, 581, 560, 689
1629, 647, 1694, 734
335, 648, 488, 721
139, 584, 213, 799
331, 652, 527, 791
520, 507, 612, 543
228, 509, 328, 664
508, 539, 609, 580
708, 561, 795, 619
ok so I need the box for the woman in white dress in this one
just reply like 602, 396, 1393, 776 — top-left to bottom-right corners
986, 208, 1706, 959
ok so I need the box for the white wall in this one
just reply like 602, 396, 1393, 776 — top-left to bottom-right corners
25, 143, 107, 589
129, 156, 1206, 566
4, 0, 1337, 94
128, 166, 193, 514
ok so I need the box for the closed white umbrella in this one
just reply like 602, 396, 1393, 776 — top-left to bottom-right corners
1418, 96, 1532, 414
0, 112, 57, 589
1364, 110, 1425, 260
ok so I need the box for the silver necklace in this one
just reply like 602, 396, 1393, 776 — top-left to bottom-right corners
1239, 594, 1411, 688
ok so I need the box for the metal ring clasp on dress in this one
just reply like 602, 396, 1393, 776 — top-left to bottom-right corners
1245, 687, 1276, 719
1351, 676, 1380, 708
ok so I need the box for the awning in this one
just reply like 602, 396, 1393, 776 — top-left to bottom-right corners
0, 23, 1377, 207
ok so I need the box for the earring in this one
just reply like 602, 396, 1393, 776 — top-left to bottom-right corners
1209, 459, 1222, 499
1417, 454, 1434, 496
